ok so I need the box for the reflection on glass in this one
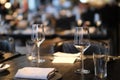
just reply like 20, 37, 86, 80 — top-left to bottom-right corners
31, 24, 45, 63
74, 27, 90, 74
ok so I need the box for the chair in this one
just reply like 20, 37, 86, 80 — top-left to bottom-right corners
0, 37, 15, 52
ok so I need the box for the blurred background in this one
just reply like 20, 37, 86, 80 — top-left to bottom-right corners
0, 0, 119, 55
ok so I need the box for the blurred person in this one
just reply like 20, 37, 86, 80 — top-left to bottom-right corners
59, 0, 71, 9
22, 0, 28, 19
72, 4, 82, 21
0, 4, 9, 19
11, 0, 20, 12
52, 0, 61, 11
98, 0, 119, 55
81, 3, 96, 26
45, 3, 59, 19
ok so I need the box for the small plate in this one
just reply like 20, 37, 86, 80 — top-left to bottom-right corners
0, 64, 10, 72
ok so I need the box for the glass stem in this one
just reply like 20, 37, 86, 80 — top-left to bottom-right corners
81, 51, 84, 72
37, 45, 40, 63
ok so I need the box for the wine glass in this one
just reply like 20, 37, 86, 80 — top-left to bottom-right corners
74, 27, 90, 74
31, 24, 45, 63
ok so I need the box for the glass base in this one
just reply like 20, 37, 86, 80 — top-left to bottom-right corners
38, 59, 45, 63
74, 69, 90, 74
31, 58, 45, 63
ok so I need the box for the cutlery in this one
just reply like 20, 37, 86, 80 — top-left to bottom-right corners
0, 63, 5, 68
0, 52, 23, 63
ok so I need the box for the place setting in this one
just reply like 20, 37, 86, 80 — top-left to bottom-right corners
0, 0, 119, 80
14, 24, 62, 80
51, 41, 81, 64
0, 54, 10, 73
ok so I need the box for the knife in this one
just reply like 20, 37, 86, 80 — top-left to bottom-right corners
0, 52, 23, 63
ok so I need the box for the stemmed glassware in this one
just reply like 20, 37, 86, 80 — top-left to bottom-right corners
74, 27, 90, 74
31, 24, 45, 63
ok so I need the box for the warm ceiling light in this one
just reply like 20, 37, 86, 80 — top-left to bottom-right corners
79, 0, 88, 3
0, 0, 7, 4
77, 19, 82, 26
89, 0, 107, 7
118, 2, 120, 7
4, 2, 11, 9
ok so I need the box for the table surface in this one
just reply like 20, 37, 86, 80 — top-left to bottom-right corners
0, 39, 120, 80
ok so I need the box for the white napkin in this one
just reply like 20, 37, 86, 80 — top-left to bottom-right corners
15, 67, 55, 79
53, 52, 80, 57
52, 52, 80, 63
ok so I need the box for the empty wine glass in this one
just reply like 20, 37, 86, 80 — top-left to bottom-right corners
31, 24, 45, 63
74, 27, 90, 74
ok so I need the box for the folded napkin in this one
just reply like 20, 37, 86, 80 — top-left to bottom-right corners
53, 52, 80, 57
15, 67, 55, 80
52, 52, 80, 63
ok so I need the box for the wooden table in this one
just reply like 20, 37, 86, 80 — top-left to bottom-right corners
0, 39, 120, 80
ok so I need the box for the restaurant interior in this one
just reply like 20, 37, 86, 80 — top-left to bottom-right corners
0, 0, 120, 80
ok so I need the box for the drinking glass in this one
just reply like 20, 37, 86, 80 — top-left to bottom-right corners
31, 24, 45, 63
74, 27, 90, 74
93, 42, 109, 79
